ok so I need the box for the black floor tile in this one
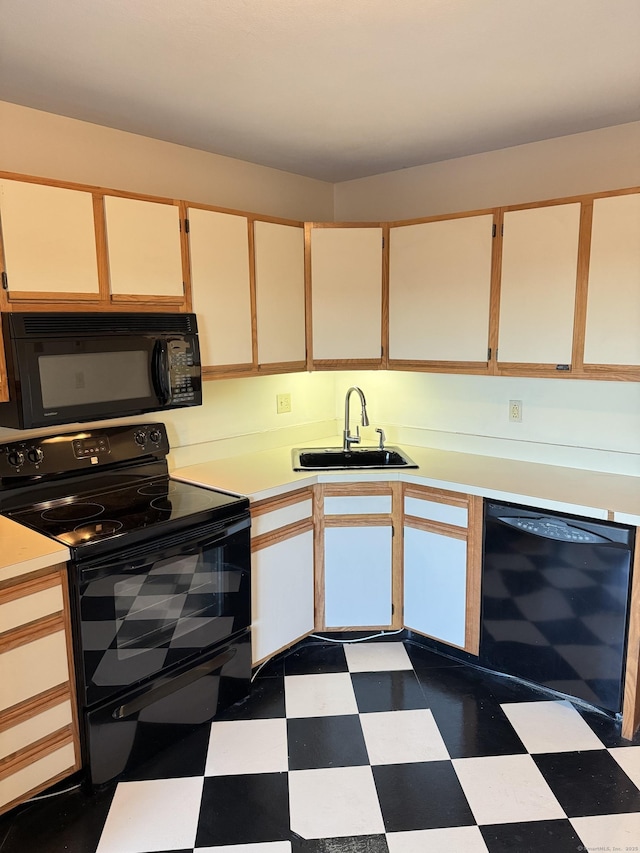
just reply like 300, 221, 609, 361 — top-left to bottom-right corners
195, 772, 290, 846
288, 714, 369, 770
533, 750, 640, 817
404, 642, 466, 670
351, 670, 427, 713
0, 782, 115, 853
292, 835, 389, 852
285, 642, 349, 675
373, 761, 475, 831
119, 722, 210, 780
480, 818, 584, 853
215, 673, 285, 719
575, 703, 640, 748
430, 695, 527, 758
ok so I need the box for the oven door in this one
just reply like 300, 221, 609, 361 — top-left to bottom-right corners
73, 514, 251, 708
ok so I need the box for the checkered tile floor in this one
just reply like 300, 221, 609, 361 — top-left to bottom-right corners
3, 639, 640, 853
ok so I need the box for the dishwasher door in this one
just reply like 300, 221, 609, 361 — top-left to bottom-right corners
480, 501, 634, 713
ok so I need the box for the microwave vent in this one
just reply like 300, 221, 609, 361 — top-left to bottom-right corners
11, 312, 198, 337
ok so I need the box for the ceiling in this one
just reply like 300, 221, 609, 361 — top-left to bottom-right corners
0, 0, 639, 182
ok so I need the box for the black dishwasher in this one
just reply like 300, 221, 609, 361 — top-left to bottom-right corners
480, 500, 635, 714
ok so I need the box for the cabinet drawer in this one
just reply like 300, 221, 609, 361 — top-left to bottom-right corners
0, 585, 64, 633
0, 741, 76, 813
0, 631, 70, 711
404, 497, 468, 528
0, 700, 73, 760
324, 495, 392, 515
252, 499, 313, 537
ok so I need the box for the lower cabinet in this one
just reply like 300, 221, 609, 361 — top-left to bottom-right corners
403, 485, 482, 654
317, 482, 402, 631
250, 488, 315, 664
0, 566, 81, 815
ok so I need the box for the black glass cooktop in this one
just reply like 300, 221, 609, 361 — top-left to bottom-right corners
5, 476, 244, 548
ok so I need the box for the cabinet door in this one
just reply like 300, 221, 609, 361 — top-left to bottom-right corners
498, 203, 581, 367
252, 530, 314, 664
404, 527, 467, 647
254, 221, 306, 368
104, 195, 184, 301
584, 193, 640, 367
188, 207, 253, 370
324, 526, 393, 628
310, 226, 383, 363
389, 214, 494, 364
0, 179, 100, 300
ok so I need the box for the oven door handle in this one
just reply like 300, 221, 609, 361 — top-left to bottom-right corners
79, 518, 249, 580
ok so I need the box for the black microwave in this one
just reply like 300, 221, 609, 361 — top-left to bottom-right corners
0, 312, 202, 429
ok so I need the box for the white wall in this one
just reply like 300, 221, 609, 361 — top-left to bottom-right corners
0, 101, 334, 221
334, 122, 640, 221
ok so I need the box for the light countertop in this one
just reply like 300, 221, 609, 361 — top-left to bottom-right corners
173, 441, 640, 524
0, 516, 70, 584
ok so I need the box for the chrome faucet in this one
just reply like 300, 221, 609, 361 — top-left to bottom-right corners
343, 386, 369, 450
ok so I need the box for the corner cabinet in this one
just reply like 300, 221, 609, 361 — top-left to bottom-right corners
308, 224, 384, 369
250, 488, 315, 665
316, 482, 402, 630
0, 566, 81, 816
403, 485, 482, 654
388, 212, 495, 372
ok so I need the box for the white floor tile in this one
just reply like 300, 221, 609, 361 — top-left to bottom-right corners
360, 709, 449, 764
205, 718, 288, 775
386, 826, 490, 853
609, 746, 640, 788
196, 844, 292, 852
500, 700, 604, 753
96, 777, 204, 853
571, 813, 640, 849
344, 641, 412, 672
284, 672, 358, 718
289, 765, 385, 839
452, 754, 565, 825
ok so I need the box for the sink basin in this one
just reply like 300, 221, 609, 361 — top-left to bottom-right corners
292, 446, 418, 471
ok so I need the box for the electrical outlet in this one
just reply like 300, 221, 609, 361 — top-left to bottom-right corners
276, 393, 291, 414
509, 400, 523, 422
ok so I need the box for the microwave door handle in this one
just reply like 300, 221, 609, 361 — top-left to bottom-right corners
151, 340, 172, 405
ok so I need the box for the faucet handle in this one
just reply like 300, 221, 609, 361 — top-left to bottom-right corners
375, 428, 386, 450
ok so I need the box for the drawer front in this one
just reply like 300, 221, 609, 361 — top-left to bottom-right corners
0, 700, 73, 761
0, 741, 76, 813
0, 585, 64, 633
324, 495, 392, 516
404, 496, 468, 528
252, 499, 313, 537
0, 631, 70, 712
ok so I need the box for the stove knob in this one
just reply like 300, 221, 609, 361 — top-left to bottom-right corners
134, 431, 147, 447
7, 450, 25, 468
149, 429, 162, 444
26, 448, 44, 465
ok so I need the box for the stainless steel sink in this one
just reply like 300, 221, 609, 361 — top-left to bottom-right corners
292, 446, 418, 471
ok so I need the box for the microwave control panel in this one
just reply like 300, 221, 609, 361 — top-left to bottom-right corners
168, 339, 198, 404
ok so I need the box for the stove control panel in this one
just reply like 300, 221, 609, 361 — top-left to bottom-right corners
0, 423, 170, 479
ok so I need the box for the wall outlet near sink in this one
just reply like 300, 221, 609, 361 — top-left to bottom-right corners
276, 393, 292, 414
509, 400, 523, 422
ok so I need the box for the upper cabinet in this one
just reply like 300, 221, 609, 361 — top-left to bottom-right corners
582, 192, 640, 371
103, 195, 185, 303
187, 206, 253, 373
388, 213, 495, 370
497, 202, 581, 371
0, 178, 101, 302
308, 225, 384, 367
253, 220, 306, 371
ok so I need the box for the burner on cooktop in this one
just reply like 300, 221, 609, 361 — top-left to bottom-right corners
72, 520, 123, 541
150, 493, 215, 514
137, 482, 179, 497
42, 502, 104, 522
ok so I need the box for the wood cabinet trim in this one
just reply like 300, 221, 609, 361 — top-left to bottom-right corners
403, 484, 470, 509
0, 684, 71, 734
251, 487, 313, 516
622, 528, 640, 739
0, 725, 75, 780
388, 206, 498, 228
0, 612, 65, 653
404, 515, 467, 540
464, 495, 483, 655
0, 571, 62, 605
324, 515, 393, 528
251, 518, 313, 552
313, 485, 326, 630
571, 201, 593, 372
388, 360, 491, 375
322, 482, 394, 498
390, 482, 404, 629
